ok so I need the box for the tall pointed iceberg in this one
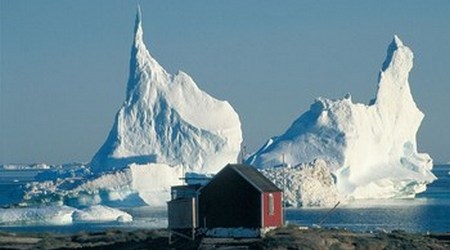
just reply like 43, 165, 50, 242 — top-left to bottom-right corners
90, 7, 242, 173
247, 35, 436, 202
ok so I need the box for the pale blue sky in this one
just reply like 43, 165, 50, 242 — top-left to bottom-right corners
1, 0, 450, 164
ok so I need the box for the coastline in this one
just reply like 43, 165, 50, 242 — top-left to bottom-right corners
0, 227, 448, 249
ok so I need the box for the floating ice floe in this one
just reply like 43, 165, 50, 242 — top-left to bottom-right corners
0, 205, 132, 225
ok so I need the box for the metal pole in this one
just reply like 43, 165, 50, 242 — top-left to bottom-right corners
182, 165, 185, 185
241, 145, 247, 164
317, 201, 341, 227
282, 154, 286, 226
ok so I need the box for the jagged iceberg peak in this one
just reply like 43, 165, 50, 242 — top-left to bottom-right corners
381, 35, 406, 72
247, 36, 435, 205
375, 35, 415, 108
126, 6, 168, 103
90, 7, 242, 174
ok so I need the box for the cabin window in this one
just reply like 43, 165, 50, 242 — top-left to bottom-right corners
268, 193, 274, 215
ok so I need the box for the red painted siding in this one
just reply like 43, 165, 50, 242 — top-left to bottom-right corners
262, 191, 283, 227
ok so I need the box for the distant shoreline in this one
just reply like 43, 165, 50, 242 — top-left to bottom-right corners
0, 227, 448, 249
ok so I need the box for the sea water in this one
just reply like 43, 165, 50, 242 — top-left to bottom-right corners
0, 165, 449, 233
0, 169, 41, 206
288, 164, 450, 232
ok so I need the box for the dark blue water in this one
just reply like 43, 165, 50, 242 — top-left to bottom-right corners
0, 165, 449, 233
287, 165, 450, 232
0, 170, 42, 206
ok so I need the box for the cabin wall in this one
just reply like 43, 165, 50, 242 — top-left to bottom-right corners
198, 168, 261, 228
262, 191, 283, 227
168, 197, 196, 229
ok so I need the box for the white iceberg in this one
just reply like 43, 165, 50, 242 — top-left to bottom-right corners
90, 7, 242, 174
260, 159, 342, 207
248, 35, 436, 205
18, 7, 242, 209
72, 205, 132, 223
0, 205, 132, 225
23, 163, 183, 207
70, 163, 183, 207
0, 206, 74, 225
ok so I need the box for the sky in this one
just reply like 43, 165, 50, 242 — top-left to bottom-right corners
1, 0, 450, 165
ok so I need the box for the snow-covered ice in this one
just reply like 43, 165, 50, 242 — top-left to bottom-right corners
248, 35, 436, 206
22, 163, 183, 208
261, 159, 342, 207
90, 6, 242, 174
72, 205, 132, 223
0, 206, 74, 225
70, 163, 184, 207
1, 163, 51, 170
0, 205, 132, 225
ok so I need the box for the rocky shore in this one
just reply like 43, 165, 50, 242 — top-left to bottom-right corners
0, 226, 449, 249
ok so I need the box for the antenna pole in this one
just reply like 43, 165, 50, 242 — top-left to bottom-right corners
282, 154, 286, 225
241, 145, 247, 164
182, 165, 186, 185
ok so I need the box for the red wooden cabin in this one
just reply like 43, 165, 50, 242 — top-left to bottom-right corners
198, 164, 283, 235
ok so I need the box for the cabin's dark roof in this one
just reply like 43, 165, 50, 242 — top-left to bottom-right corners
227, 164, 282, 192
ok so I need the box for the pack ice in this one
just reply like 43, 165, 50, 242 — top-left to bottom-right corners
247, 36, 436, 206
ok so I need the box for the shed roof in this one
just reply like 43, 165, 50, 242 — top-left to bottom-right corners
227, 164, 282, 193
